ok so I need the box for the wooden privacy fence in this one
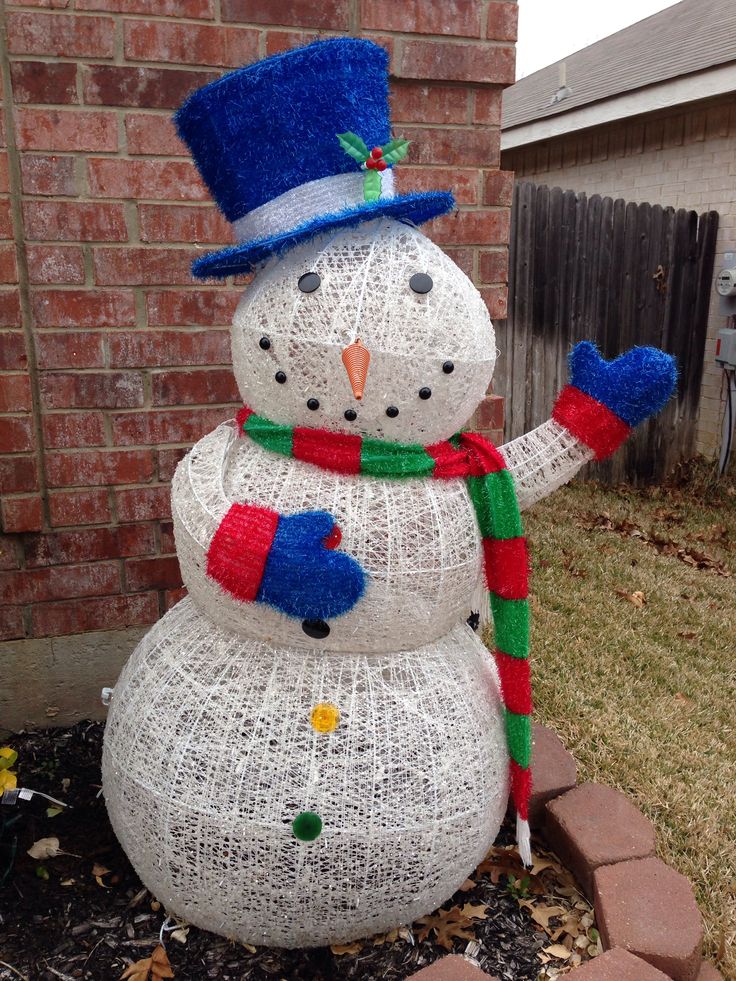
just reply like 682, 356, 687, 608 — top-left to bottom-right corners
493, 182, 719, 484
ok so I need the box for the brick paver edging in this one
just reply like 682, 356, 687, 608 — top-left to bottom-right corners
408, 724, 724, 981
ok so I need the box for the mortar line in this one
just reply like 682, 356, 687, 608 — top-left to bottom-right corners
0, 4, 50, 531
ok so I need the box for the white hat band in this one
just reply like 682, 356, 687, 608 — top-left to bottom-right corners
232, 171, 395, 244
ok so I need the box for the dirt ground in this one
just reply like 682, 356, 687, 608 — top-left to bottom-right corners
0, 723, 596, 981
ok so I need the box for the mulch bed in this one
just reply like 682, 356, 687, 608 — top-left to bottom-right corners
0, 723, 595, 981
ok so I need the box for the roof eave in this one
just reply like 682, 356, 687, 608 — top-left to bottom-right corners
501, 61, 736, 150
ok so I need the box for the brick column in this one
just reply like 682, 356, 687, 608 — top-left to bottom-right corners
0, 1, 516, 674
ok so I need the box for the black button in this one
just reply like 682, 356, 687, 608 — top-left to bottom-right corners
344, 408, 357, 421
386, 406, 399, 418
307, 398, 320, 410
302, 618, 330, 639
275, 371, 287, 384
298, 272, 321, 293
259, 336, 271, 350
419, 387, 432, 400
442, 360, 454, 374
409, 273, 433, 294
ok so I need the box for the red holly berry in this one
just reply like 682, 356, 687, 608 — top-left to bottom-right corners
376, 160, 387, 172
365, 158, 376, 170
371, 147, 383, 159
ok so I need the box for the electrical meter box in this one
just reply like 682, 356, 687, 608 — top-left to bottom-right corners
715, 328, 736, 369
717, 253, 736, 315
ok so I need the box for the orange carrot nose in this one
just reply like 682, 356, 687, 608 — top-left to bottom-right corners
342, 338, 370, 400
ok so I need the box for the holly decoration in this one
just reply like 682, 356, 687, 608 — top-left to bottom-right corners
336, 131, 410, 202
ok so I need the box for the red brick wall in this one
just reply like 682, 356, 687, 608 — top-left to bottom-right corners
0, 1, 516, 643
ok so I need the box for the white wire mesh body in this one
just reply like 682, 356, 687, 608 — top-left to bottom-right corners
103, 214, 598, 949
173, 423, 483, 651
102, 596, 508, 948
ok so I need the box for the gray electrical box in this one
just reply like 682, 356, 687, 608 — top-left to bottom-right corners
715, 328, 736, 369
717, 252, 736, 315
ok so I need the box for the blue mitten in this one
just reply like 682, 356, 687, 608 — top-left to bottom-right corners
568, 341, 677, 425
553, 342, 677, 459
257, 510, 366, 620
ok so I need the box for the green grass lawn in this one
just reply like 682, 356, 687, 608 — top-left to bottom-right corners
521, 461, 735, 977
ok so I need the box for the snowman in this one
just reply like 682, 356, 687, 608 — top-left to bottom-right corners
102, 39, 676, 949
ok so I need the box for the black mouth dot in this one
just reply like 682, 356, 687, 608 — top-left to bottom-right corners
259, 336, 271, 350
344, 408, 357, 422
419, 387, 432, 400
386, 406, 399, 418
442, 361, 454, 374
307, 398, 320, 411
275, 371, 287, 384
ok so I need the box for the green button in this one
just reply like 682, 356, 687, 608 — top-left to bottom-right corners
292, 811, 322, 842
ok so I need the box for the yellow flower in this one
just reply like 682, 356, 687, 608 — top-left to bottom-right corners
0, 747, 18, 770
0, 768, 17, 792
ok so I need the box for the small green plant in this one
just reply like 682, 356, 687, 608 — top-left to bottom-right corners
505, 872, 532, 899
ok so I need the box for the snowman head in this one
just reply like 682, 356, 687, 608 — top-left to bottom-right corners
231, 218, 496, 444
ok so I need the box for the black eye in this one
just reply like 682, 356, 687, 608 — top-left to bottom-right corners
275, 371, 286, 384
442, 361, 454, 374
419, 387, 432, 400
298, 272, 321, 293
410, 273, 433, 294
344, 408, 357, 422
259, 336, 271, 350
307, 398, 320, 410
386, 406, 399, 418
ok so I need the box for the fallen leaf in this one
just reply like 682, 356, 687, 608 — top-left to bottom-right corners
330, 941, 363, 955
519, 899, 566, 929
677, 631, 697, 639
120, 955, 152, 981
28, 837, 62, 859
46, 806, 64, 818
544, 944, 572, 960
614, 588, 646, 607
415, 905, 480, 951
459, 903, 488, 920
120, 945, 174, 981
150, 944, 174, 980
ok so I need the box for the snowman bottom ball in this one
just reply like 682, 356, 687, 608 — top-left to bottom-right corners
102, 597, 508, 948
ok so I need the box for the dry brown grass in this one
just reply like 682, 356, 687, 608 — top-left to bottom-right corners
522, 460, 736, 978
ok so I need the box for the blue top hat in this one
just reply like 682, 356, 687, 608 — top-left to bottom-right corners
175, 38, 455, 279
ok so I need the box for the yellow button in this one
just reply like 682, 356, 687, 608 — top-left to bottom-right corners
310, 702, 340, 733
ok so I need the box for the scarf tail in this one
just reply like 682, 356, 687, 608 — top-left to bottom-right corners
464, 439, 533, 867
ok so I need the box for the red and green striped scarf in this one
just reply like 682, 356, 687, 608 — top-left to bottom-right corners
236, 405, 533, 864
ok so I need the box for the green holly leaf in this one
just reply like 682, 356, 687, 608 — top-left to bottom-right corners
380, 139, 410, 164
337, 131, 370, 163
363, 170, 382, 202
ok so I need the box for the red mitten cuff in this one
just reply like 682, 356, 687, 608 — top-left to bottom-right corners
552, 385, 632, 460
206, 502, 279, 603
